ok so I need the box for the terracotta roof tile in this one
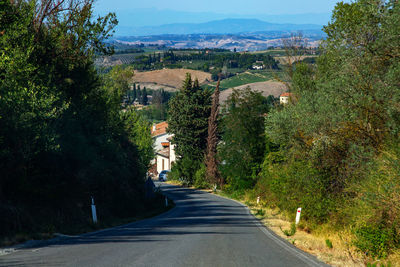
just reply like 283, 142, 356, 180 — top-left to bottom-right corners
280, 92, 293, 97
151, 121, 168, 137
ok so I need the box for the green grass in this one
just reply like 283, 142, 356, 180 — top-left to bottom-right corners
211, 70, 283, 90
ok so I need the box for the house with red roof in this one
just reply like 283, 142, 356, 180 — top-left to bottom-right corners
280, 92, 293, 105
150, 122, 176, 175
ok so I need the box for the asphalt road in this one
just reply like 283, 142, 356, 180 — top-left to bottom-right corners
0, 183, 329, 267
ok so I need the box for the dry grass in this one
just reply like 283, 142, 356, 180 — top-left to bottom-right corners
133, 69, 211, 90
274, 55, 317, 65
251, 207, 364, 267
245, 198, 400, 267
164, 182, 400, 266
219, 81, 287, 104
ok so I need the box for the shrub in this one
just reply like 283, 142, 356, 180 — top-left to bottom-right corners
193, 165, 210, 189
353, 224, 397, 259
325, 239, 333, 249
169, 157, 201, 186
256, 158, 337, 224
280, 222, 296, 237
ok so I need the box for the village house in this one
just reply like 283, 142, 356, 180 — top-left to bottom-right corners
280, 92, 293, 105
150, 122, 176, 176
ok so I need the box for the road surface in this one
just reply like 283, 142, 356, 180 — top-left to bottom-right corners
0, 183, 328, 267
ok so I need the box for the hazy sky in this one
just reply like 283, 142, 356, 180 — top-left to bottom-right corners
95, 0, 341, 15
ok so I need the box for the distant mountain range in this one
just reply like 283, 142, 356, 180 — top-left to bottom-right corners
116, 18, 323, 37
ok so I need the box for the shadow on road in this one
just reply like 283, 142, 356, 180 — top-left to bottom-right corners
0, 184, 257, 267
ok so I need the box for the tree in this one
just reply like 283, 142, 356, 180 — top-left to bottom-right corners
0, 0, 155, 237
132, 83, 137, 102
260, 0, 400, 232
137, 85, 142, 104
219, 87, 269, 190
205, 80, 221, 187
142, 87, 148, 105
168, 74, 212, 184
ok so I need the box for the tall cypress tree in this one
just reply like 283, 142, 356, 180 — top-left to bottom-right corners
142, 87, 148, 105
168, 73, 212, 184
132, 83, 137, 103
205, 80, 221, 187
137, 85, 142, 104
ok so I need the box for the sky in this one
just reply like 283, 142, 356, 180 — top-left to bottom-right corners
95, 0, 341, 15
94, 0, 343, 30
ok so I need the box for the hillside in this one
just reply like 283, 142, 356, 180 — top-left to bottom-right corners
219, 81, 286, 104
133, 69, 212, 90
116, 18, 322, 36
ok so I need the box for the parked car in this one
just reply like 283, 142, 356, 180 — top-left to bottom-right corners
158, 170, 169, 181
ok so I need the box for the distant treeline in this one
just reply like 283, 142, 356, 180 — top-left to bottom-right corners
132, 50, 279, 74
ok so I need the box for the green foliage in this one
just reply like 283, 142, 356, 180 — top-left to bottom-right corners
167, 74, 211, 185
121, 108, 154, 171
280, 223, 296, 237
354, 223, 397, 259
193, 165, 210, 189
257, 157, 337, 224
325, 239, 333, 249
250, 0, 400, 259
219, 87, 269, 190
127, 49, 279, 72
255, 209, 266, 217
216, 71, 283, 90
0, 0, 155, 238
169, 157, 201, 186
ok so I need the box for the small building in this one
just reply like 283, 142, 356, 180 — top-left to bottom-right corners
151, 122, 171, 151
280, 92, 293, 105
150, 122, 176, 175
252, 64, 264, 70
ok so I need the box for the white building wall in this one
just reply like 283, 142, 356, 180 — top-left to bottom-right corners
170, 143, 176, 166
156, 154, 170, 174
280, 96, 289, 104
153, 133, 173, 151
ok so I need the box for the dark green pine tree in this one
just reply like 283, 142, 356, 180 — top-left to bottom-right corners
142, 87, 148, 105
132, 83, 137, 103
168, 73, 212, 184
137, 85, 142, 104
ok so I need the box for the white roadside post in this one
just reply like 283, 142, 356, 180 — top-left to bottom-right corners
295, 208, 302, 225
257, 196, 260, 205
91, 196, 98, 224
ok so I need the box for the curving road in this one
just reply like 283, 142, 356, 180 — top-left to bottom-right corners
0, 183, 328, 267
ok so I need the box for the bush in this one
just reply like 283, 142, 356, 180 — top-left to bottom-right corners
348, 141, 400, 259
280, 222, 296, 237
354, 224, 397, 259
325, 239, 333, 249
256, 158, 337, 224
169, 157, 201, 186
193, 165, 210, 189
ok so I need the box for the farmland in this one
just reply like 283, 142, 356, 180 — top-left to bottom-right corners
210, 70, 285, 90
133, 69, 211, 90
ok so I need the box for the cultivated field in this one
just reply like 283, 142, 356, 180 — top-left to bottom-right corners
133, 69, 212, 90
211, 70, 285, 90
219, 81, 287, 104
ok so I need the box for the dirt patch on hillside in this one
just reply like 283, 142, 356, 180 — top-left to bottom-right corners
133, 69, 212, 90
219, 81, 287, 104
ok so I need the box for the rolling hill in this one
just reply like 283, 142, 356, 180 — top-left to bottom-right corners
133, 69, 211, 90
117, 18, 322, 36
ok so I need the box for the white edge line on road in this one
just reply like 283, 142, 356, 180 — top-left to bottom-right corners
0, 190, 178, 256
212, 193, 328, 267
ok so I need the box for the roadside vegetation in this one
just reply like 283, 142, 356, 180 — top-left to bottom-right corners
167, 0, 400, 265
0, 0, 166, 244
